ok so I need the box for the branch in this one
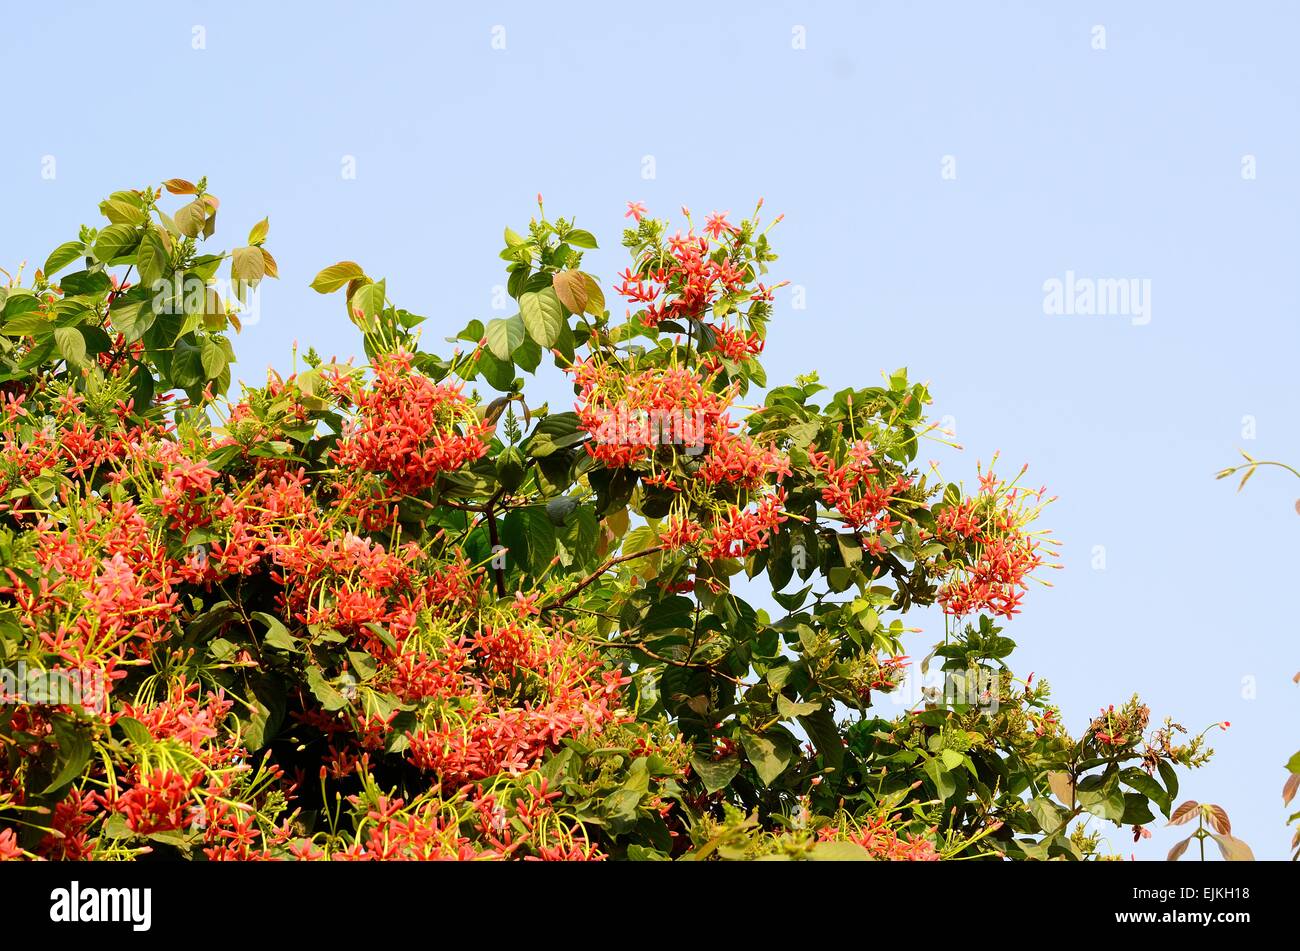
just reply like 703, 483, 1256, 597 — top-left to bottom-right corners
541, 544, 665, 612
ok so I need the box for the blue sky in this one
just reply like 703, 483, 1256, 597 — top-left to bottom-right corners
2, 0, 1297, 859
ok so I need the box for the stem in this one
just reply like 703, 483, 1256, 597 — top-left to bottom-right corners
540, 544, 665, 612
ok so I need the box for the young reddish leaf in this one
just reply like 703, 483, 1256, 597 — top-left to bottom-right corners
1167, 800, 1200, 825
1205, 803, 1231, 835
552, 269, 588, 316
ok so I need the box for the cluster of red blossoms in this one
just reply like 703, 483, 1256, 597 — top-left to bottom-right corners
818, 819, 940, 861
809, 440, 911, 540
0, 351, 648, 860
571, 360, 788, 491
934, 462, 1056, 619
333, 349, 489, 497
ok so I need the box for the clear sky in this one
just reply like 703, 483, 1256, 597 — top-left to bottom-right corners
2, 0, 1297, 859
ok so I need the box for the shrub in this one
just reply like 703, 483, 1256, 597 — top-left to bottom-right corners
0, 183, 1211, 860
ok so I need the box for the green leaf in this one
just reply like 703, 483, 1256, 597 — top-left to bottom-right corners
922, 756, 957, 800
170, 337, 205, 390
582, 273, 606, 316
1120, 766, 1171, 817
690, 753, 741, 793
117, 717, 152, 746
200, 339, 229, 380
798, 707, 844, 773
174, 199, 207, 238
59, 270, 112, 297
485, 314, 526, 361
53, 326, 86, 367
248, 217, 270, 246
1157, 758, 1179, 804
306, 667, 348, 711
776, 694, 820, 718
1077, 771, 1125, 822
1120, 793, 1156, 826
91, 225, 139, 264
741, 729, 792, 786
566, 228, 598, 249
475, 349, 515, 391
252, 611, 297, 651
45, 241, 87, 276
109, 294, 155, 343
136, 227, 170, 288
520, 287, 563, 347
44, 719, 92, 793
310, 261, 366, 294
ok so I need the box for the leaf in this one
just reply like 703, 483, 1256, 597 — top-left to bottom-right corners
552, 269, 588, 315
231, 245, 266, 285
45, 241, 86, 276
922, 756, 957, 800
110, 295, 156, 343
1077, 771, 1124, 822
163, 178, 197, 195
310, 261, 366, 293
248, 217, 269, 246
43, 719, 92, 793
306, 667, 347, 711
53, 326, 87, 367
1047, 771, 1075, 808
1029, 796, 1066, 834
485, 314, 526, 361
260, 248, 279, 279
200, 340, 229, 380
1205, 803, 1231, 835
520, 287, 564, 347
1167, 836, 1192, 861
776, 694, 820, 718
582, 273, 606, 316
544, 495, 579, 526
1210, 833, 1255, 861
1157, 758, 1179, 805
798, 707, 844, 773
1167, 800, 1200, 826
100, 198, 147, 226
740, 730, 792, 786
690, 753, 741, 793
117, 716, 152, 746
809, 841, 874, 861
566, 228, 598, 249
1284, 772, 1299, 807
1120, 766, 1170, 817
175, 198, 208, 238
475, 350, 515, 391
136, 227, 170, 288
91, 225, 139, 264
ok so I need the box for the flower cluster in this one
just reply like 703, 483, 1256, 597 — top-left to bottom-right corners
935, 461, 1057, 619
